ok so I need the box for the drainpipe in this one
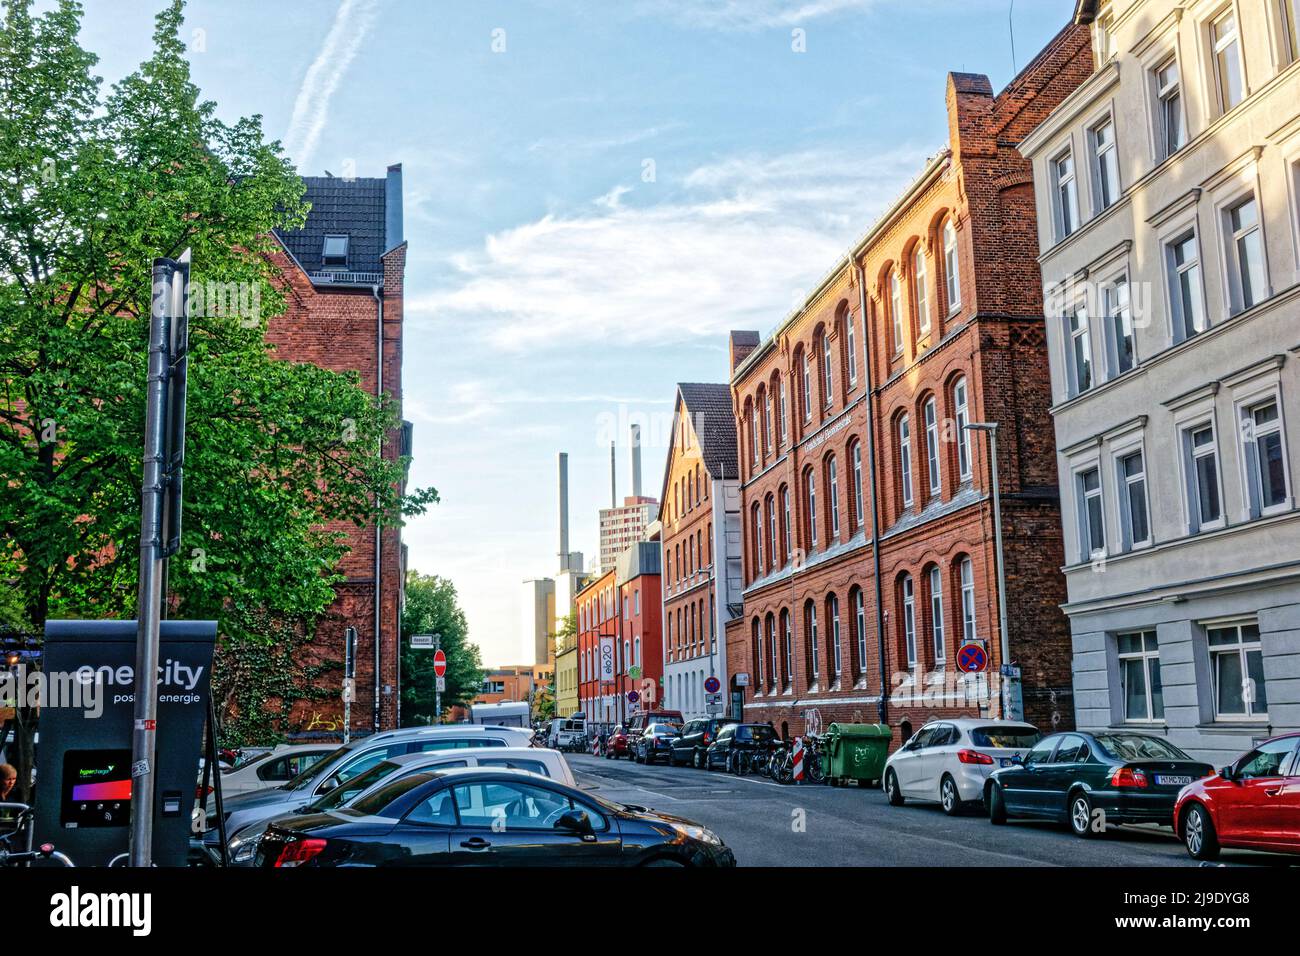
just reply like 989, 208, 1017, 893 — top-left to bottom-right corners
371, 283, 384, 733
853, 258, 889, 725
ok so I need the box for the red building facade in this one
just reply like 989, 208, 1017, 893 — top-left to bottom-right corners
727, 25, 1093, 744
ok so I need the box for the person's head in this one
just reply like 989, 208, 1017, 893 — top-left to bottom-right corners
0, 764, 17, 799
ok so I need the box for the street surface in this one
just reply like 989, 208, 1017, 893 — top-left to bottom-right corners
568, 754, 1297, 868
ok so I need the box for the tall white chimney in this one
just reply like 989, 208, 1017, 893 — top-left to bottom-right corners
630, 424, 642, 498
610, 442, 617, 508
558, 452, 569, 569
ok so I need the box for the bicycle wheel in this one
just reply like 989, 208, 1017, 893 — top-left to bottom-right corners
805, 746, 826, 783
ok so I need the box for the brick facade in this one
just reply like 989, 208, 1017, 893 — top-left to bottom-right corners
726, 24, 1093, 746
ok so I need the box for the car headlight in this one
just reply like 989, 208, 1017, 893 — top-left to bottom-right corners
672, 824, 722, 847
229, 833, 260, 864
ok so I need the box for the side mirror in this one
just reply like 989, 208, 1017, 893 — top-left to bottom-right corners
1219, 765, 1236, 782
1011, 754, 1025, 766
319, 776, 341, 793
555, 809, 595, 839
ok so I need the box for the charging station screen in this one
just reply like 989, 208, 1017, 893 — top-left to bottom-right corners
62, 750, 132, 828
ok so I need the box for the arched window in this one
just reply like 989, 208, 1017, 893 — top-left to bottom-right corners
777, 374, 789, 444
806, 600, 820, 680
851, 441, 864, 531
898, 413, 914, 509
766, 494, 777, 571
801, 348, 812, 422
889, 268, 904, 354
822, 329, 834, 407
943, 218, 961, 311
954, 376, 971, 482
763, 386, 774, 455
748, 401, 759, 468
854, 588, 867, 676
960, 557, 976, 641
781, 608, 793, 685
750, 502, 763, 577
805, 468, 818, 550
914, 243, 930, 336
781, 485, 792, 558
827, 455, 840, 539
923, 396, 940, 496
767, 614, 778, 690
844, 309, 858, 385
901, 574, 917, 669
752, 618, 763, 687
929, 565, 946, 666
828, 594, 842, 678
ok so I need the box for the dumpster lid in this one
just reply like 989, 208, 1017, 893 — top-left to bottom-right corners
826, 722, 891, 739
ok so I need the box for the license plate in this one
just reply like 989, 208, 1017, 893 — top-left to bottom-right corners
999, 757, 1016, 767
1156, 774, 1192, 787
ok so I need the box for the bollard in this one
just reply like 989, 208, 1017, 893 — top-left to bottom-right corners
793, 736, 805, 782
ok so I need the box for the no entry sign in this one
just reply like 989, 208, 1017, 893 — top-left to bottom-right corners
432, 649, 447, 677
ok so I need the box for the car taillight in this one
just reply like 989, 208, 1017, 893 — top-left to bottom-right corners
1110, 767, 1148, 789
956, 749, 994, 765
274, 837, 327, 868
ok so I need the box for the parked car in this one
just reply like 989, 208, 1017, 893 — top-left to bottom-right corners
985, 731, 1213, 838
254, 767, 735, 867
704, 723, 777, 772
634, 723, 681, 765
626, 710, 684, 750
209, 724, 535, 857
604, 726, 632, 759
883, 719, 1040, 814
224, 747, 575, 865
1174, 732, 1300, 860
670, 717, 738, 768
208, 744, 335, 806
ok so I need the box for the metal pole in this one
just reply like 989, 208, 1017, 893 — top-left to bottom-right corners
987, 427, 1016, 720
129, 259, 180, 867
433, 633, 441, 725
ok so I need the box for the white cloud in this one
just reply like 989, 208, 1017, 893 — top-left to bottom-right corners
413, 144, 934, 351
284, 0, 382, 170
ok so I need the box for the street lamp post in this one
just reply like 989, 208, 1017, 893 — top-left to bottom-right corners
962, 422, 1021, 721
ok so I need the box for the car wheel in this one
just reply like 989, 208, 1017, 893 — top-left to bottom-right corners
693, 748, 704, 770
940, 775, 961, 816
1183, 804, 1220, 861
987, 782, 1007, 825
642, 857, 687, 867
885, 769, 905, 806
1069, 791, 1097, 838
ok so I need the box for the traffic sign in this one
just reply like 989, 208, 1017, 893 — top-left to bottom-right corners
703, 675, 721, 695
705, 693, 722, 704
957, 642, 988, 674
626, 690, 640, 703
435, 676, 446, 692
432, 648, 447, 677
342, 678, 356, 703
410, 634, 435, 649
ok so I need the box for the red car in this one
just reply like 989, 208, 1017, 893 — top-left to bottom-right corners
1175, 733, 1300, 860
604, 726, 632, 760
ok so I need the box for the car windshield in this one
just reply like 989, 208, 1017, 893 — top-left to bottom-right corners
970, 727, 1041, 748
737, 725, 775, 741
648, 724, 678, 735
283, 745, 349, 790
347, 771, 439, 816
1095, 734, 1192, 761
307, 760, 401, 811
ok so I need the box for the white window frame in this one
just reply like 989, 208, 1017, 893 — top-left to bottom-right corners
954, 376, 971, 482
782, 486, 792, 558
1101, 274, 1136, 379
852, 442, 864, 528
1220, 191, 1268, 315
1236, 389, 1292, 518
1089, 113, 1121, 214
767, 497, 777, 570
1206, 619, 1268, 721
1165, 224, 1207, 343
829, 595, 842, 678
1181, 419, 1226, 534
822, 332, 834, 408
1051, 146, 1080, 241
801, 351, 812, 422
960, 558, 976, 642
929, 565, 945, 666
854, 589, 866, 674
1076, 463, 1106, 561
890, 269, 904, 355
923, 396, 940, 497
899, 414, 914, 509
828, 455, 840, 539
1114, 443, 1152, 551
783, 612, 793, 684
1065, 301, 1094, 397
1116, 631, 1164, 723
779, 379, 789, 444
806, 470, 818, 549
808, 604, 820, 680
1153, 54, 1186, 162
914, 244, 930, 336
845, 312, 858, 386
1209, 7, 1246, 116
902, 575, 917, 670
943, 218, 961, 313
1280, 0, 1300, 66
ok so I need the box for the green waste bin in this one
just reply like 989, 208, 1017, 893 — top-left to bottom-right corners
822, 723, 891, 787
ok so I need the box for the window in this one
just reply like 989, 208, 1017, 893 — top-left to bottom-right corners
807, 603, 820, 680
902, 575, 917, 669
822, 332, 834, 407
1224, 196, 1266, 314
321, 234, 349, 267
764, 389, 774, 454
801, 351, 812, 422
1154, 57, 1185, 160
828, 595, 842, 678
960, 558, 976, 641
1283, 0, 1300, 64
768, 616, 778, 690
767, 496, 777, 570
779, 379, 788, 444
1167, 230, 1206, 341
781, 486, 792, 558
1233, 736, 1298, 778
782, 610, 793, 684
749, 407, 758, 467
890, 269, 904, 354
805, 470, 818, 550
914, 245, 930, 336
929, 566, 945, 666
1078, 466, 1105, 559
845, 311, 858, 385
1066, 303, 1093, 395
1117, 631, 1164, 722
1052, 149, 1079, 240
1242, 398, 1290, 515
899, 414, 914, 508
943, 219, 961, 312
851, 442, 864, 529
923, 397, 940, 497
1211, 9, 1245, 114
827, 455, 840, 539
1090, 117, 1120, 212
1117, 450, 1151, 549
751, 503, 764, 574
754, 619, 764, 686
854, 589, 866, 675
1185, 424, 1222, 530
1103, 278, 1135, 377
1208, 622, 1267, 719
953, 377, 971, 481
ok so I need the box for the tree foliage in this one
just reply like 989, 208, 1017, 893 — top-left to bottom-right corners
400, 572, 482, 725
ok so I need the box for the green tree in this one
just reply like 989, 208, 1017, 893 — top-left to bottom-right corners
400, 572, 482, 725
0, 1, 437, 754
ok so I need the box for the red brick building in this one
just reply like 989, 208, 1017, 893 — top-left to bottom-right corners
728, 25, 1092, 744
575, 568, 617, 722
265, 165, 409, 736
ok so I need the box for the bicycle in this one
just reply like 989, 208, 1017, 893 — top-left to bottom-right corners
0, 804, 73, 867
768, 736, 825, 784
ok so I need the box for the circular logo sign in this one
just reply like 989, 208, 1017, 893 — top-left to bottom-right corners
703, 675, 721, 695
957, 642, 988, 674
626, 690, 640, 703
628, 665, 642, 680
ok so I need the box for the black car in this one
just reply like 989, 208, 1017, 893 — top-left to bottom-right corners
985, 731, 1214, 838
670, 717, 738, 768
634, 723, 682, 765
254, 767, 735, 867
705, 723, 777, 772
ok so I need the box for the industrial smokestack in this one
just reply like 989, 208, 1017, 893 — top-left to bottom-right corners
558, 452, 569, 568
630, 424, 642, 498
610, 442, 617, 508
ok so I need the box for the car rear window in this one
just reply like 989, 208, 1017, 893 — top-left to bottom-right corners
737, 725, 775, 741
970, 727, 1041, 748
1095, 734, 1192, 761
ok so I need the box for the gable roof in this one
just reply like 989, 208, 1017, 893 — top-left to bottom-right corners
274, 175, 388, 278
677, 382, 737, 481
1074, 0, 1098, 24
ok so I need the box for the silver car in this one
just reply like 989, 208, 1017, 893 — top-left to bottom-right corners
883, 718, 1041, 815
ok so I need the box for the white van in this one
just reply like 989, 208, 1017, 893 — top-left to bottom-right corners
469, 701, 530, 727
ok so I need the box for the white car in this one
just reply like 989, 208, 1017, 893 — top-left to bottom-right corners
883, 718, 1041, 815
209, 744, 336, 804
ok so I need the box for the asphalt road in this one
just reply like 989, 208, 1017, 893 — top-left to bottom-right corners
567, 753, 1297, 868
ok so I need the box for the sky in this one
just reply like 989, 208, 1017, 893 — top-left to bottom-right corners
71, 0, 1077, 666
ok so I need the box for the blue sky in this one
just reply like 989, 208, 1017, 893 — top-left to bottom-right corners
77, 0, 1077, 665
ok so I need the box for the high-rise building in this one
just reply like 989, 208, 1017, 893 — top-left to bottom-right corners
599, 496, 657, 573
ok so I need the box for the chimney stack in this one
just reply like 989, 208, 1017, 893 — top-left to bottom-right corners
557, 452, 570, 569
385, 163, 404, 251
630, 424, 642, 498
610, 442, 617, 508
